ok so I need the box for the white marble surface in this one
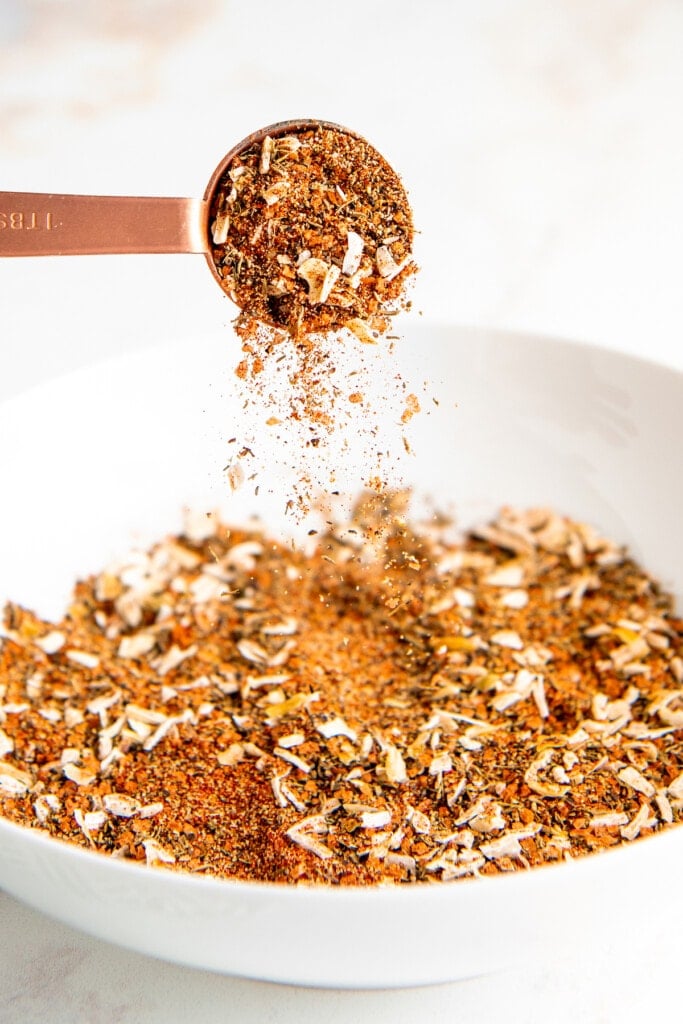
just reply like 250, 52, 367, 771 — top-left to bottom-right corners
1, 1, 682, 1020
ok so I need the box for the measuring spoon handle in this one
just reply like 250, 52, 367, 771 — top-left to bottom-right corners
0, 192, 207, 256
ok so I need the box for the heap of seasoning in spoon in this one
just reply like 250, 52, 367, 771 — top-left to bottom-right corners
208, 125, 416, 343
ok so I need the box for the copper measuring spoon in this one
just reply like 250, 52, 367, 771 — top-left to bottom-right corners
0, 118, 359, 292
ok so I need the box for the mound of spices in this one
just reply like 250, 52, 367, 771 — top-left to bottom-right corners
209, 125, 415, 341
1, 500, 682, 885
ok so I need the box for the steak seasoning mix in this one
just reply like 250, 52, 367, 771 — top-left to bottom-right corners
1, 125, 682, 886
1, 500, 682, 884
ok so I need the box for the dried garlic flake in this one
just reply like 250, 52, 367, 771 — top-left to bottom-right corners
297, 258, 340, 305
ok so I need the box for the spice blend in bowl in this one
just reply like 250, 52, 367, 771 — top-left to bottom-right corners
2, 326, 683, 985
1, 496, 682, 884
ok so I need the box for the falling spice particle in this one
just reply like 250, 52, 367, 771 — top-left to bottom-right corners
1, 501, 682, 886
401, 393, 421, 424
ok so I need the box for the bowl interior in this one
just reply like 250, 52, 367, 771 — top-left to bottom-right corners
1, 322, 680, 615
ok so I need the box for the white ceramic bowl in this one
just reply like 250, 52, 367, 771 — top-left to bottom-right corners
0, 324, 681, 988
